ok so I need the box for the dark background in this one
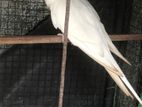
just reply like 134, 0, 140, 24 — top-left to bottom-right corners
0, 0, 141, 107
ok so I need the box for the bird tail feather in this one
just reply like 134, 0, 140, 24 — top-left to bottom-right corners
87, 46, 142, 104
107, 40, 131, 65
72, 38, 142, 104
105, 67, 142, 104
100, 24, 131, 65
105, 68, 132, 97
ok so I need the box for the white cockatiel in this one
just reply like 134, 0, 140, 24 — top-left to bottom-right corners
44, 0, 142, 104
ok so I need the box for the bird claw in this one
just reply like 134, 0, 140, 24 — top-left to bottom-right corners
57, 33, 63, 36
57, 33, 64, 42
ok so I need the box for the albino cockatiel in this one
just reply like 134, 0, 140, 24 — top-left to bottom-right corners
44, 0, 142, 104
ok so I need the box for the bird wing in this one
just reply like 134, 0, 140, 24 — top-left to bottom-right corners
68, 26, 142, 103
48, 0, 142, 104
99, 24, 131, 65
68, 0, 142, 103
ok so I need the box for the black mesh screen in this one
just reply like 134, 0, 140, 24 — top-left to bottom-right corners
0, 0, 141, 107
0, 44, 62, 106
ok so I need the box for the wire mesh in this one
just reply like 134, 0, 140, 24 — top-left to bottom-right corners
0, 0, 141, 107
0, 0, 48, 36
0, 44, 62, 106
0, 0, 49, 65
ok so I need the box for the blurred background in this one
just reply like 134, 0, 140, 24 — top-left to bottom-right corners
0, 0, 142, 107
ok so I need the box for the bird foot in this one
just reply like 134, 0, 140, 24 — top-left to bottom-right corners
57, 33, 64, 42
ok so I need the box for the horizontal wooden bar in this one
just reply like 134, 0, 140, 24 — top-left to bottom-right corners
0, 35, 63, 45
0, 34, 141, 45
111, 34, 142, 41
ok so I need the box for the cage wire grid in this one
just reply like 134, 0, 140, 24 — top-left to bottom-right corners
0, 0, 141, 107
0, 0, 48, 36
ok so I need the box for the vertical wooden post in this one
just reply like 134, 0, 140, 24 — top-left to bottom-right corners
58, 0, 71, 107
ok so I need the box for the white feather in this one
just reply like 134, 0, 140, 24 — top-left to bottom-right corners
45, 0, 142, 104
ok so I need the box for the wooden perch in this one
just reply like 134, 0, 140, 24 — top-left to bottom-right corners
111, 34, 142, 41
0, 34, 141, 45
